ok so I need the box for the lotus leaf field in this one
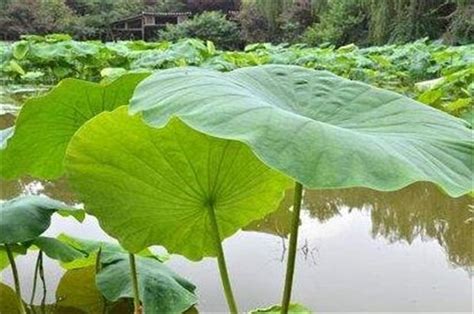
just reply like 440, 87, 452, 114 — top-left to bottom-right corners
0, 35, 473, 314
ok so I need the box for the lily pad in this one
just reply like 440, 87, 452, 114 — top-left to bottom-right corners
0, 196, 83, 244
0, 73, 149, 179
97, 251, 197, 314
65, 106, 290, 260
130, 65, 472, 197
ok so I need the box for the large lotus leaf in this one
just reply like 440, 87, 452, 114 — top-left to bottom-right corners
0, 196, 82, 244
56, 266, 105, 313
130, 65, 473, 197
0, 73, 149, 179
32, 237, 86, 263
65, 106, 290, 260
96, 251, 197, 314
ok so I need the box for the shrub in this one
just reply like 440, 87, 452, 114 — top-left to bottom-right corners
302, 0, 369, 46
238, 1, 277, 43
159, 11, 242, 50
279, 0, 315, 44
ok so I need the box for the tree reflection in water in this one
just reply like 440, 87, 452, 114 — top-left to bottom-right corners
248, 183, 472, 271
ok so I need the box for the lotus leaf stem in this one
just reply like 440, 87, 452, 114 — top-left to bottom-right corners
95, 247, 108, 314
5, 244, 28, 314
38, 252, 46, 314
129, 253, 141, 314
207, 202, 239, 314
29, 251, 42, 312
281, 182, 304, 314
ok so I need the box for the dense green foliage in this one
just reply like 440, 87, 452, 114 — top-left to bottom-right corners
1, 36, 472, 121
0, 0, 471, 45
159, 11, 242, 50
242, 0, 473, 45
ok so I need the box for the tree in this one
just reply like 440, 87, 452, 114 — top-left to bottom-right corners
159, 11, 242, 49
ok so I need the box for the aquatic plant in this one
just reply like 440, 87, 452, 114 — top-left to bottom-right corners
64, 106, 291, 312
127, 64, 472, 312
1, 63, 471, 313
0, 195, 85, 313
57, 234, 198, 314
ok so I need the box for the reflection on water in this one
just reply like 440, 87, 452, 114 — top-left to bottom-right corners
305, 185, 473, 271
1, 175, 472, 312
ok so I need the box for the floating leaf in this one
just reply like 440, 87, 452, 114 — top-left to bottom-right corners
65, 106, 290, 260
130, 65, 472, 197
0, 73, 149, 179
0, 196, 82, 244
97, 251, 197, 314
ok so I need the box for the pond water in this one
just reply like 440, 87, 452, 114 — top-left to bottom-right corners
0, 89, 472, 313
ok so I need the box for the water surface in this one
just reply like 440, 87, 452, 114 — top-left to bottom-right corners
1, 177, 472, 313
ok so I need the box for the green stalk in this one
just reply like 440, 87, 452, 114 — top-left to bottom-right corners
281, 182, 304, 314
29, 251, 42, 312
207, 203, 238, 314
38, 252, 46, 314
128, 253, 141, 314
5, 244, 28, 314
95, 247, 108, 314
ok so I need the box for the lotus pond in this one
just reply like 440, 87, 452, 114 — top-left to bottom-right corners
0, 38, 473, 314
0, 80, 472, 313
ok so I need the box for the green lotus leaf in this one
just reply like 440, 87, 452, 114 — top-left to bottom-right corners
0, 72, 149, 179
130, 65, 473, 197
12, 41, 29, 60
0, 251, 9, 271
96, 251, 197, 314
65, 106, 291, 260
0, 282, 22, 314
56, 266, 105, 313
57, 233, 159, 270
32, 236, 86, 263
0, 196, 83, 244
250, 303, 312, 314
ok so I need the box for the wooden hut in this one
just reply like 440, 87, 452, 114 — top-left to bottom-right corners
111, 11, 191, 40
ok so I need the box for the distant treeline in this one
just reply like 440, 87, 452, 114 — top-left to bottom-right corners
0, 0, 472, 47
